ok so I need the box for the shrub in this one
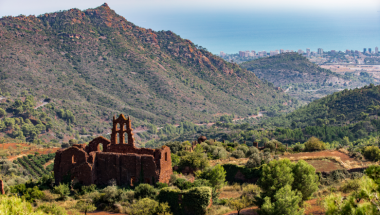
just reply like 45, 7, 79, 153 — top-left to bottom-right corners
259, 185, 304, 215
231, 150, 245, 159
229, 197, 249, 215
10, 185, 45, 203
304, 137, 326, 151
171, 154, 180, 167
183, 187, 212, 215
0, 108, 5, 118
265, 139, 281, 152
155, 182, 169, 190
174, 178, 193, 190
339, 179, 360, 193
246, 146, 260, 157
292, 160, 319, 200
262, 151, 272, 164
157, 186, 212, 215
241, 184, 260, 204
211, 147, 228, 159
53, 184, 70, 200
193, 179, 211, 188
75, 200, 96, 215
134, 184, 157, 199
198, 164, 226, 189
81, 184, 97, 194
129, 198, 159, 215
246, 153, 263, 168
157, 187, 182, 213
178, 152, 209, 170
324, 176, 378, 215
363, 146, 380, 161
364, 165, 380, 184
37, 203, 68, 215
292, 144, 304, 152
0, 195, 44, 214
258, 159, 294, 204
23, 186, 45, 203
100, 186, 122, 204
236, 145, 249, 154
257, 158, 319, 206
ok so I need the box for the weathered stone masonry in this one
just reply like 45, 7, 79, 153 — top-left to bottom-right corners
54, 114, 172, 186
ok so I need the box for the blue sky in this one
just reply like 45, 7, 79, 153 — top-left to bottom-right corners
0, 0, 379, 53
1, 0, 379, 17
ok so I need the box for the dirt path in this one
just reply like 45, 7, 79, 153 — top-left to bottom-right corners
8, 154, 27, 161
83, 211, 123, 215
232, 112, 263, 122
43, 159, 54, 168
223, 198, 324, 215
305, 199, 324, 215
34, 102, 49, 109
223, 206, 258, 215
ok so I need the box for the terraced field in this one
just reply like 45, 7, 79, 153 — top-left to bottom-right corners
15, 153, 55, 178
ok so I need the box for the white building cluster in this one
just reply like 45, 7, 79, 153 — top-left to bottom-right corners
220, 46, 379, 59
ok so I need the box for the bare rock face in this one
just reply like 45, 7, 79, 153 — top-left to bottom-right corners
54, 114, 172, 186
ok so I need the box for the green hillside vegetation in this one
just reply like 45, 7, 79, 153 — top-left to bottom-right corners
266, 84, 380, 128
240, 53, 375, 102
146, 84, 380, 149
223, 84, 380, 145
0, 91, 89, 146
2, 114, 380, 215
0, 3, 293, 139
4, 134, 377, 215
0, 137, 322, 215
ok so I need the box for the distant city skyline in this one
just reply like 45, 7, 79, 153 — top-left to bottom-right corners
225, 46, 379, 56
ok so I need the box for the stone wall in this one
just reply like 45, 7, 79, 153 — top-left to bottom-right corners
0, 179, 4, 195
54, 114, 172, 186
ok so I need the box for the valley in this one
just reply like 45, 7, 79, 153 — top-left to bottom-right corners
0, 3, 379, 215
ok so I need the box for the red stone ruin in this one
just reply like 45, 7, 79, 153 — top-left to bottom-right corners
0, 179, 4, 194
54, 114, 172, 186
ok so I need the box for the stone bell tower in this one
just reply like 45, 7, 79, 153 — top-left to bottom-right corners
110, 114, 135, 147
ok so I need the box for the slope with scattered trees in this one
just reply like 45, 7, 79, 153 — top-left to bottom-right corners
0, 3, 292, 134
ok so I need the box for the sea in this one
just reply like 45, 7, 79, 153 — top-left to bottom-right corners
122, 11, 380, 55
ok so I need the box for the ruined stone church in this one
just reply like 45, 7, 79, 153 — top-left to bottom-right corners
54, 114, 172, 186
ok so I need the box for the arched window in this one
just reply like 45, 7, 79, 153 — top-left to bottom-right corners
130, 177, 136, 186
165, 152, 168, 161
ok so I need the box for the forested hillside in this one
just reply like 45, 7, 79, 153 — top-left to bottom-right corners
0, 3, 293, 138
0, 92, 88, 146
148, 84, 380, 148
241, 53, 375, 102
277, 84, 380, 127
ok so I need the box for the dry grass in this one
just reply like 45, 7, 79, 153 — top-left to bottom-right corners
210, 157, 249, 167
0, 142, 59, 161
207, 205, 232, 215
220, 183, 243, 199
219, 183, 260, 200
209, 150, 373, 170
